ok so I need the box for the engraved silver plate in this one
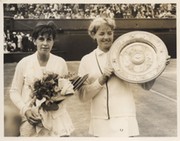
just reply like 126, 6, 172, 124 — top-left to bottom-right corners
108, 31, 169, 83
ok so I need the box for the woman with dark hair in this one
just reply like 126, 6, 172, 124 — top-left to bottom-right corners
10, 21, 74, 137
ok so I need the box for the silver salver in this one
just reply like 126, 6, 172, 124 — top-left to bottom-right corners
108, 31, 169, 83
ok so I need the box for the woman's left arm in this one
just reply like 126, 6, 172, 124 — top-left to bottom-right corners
139, 55, 170, 90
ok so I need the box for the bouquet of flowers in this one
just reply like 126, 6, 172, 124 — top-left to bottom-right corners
30, 72, 88, 111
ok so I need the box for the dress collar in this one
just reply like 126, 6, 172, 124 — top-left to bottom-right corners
34, 51, 53, 71
95, 47, 107, 56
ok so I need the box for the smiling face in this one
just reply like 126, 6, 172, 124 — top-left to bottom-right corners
34, 34, 54, 56
94, 23, 114, 52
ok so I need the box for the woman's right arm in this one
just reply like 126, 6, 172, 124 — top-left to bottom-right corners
10, 59, 44, 125
78, 79, 104, 102
9, 60, 28, 115
78, 58, 104, 102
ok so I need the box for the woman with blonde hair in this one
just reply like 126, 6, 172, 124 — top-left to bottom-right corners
78, 17, 156, 137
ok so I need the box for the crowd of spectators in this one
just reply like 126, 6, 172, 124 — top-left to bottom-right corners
4, 30, 35, 53
4, 3, 176, 19
3, 3, 176, 53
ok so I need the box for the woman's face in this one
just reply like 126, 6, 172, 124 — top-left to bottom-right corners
34, 34, 54, 56
94, 24, 114, 52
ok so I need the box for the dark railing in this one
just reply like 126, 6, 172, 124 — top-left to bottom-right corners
4, 18, 176, 31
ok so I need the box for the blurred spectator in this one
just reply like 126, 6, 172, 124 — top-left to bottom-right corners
72, 4, 79, 14
7, 41, 16, 52
4, 42, 9, 53
21, 34, 30, 52
28, 4, 35, 13
11, 32, 18, 51
5, 30, 12, 42
13, 12, 24, 19
66, 11, 72, 19
16, 32, 23, 51
59, 11, 66, 19
9, 5, 16, 11
23, 11, 29, 18
4, 32, 9, 53
28, 12, 35, 19
4, 4, 11, 11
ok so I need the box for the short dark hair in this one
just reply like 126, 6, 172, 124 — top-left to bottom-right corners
32, 21, 57, 40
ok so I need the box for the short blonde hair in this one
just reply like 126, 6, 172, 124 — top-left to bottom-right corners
88, 17, 116, 39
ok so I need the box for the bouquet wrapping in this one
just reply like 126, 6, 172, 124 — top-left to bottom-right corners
27, 72, 88, 133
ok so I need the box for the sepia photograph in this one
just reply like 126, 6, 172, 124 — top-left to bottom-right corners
2, 0, 178, 140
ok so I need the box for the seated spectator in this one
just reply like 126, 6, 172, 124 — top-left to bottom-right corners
7, 41, 16, 52
52, 10, 60, 19
158, 9, 176, 18
23, 11, 29, 18
9, 4, 16, 11
135, 11, 143, 18
59, 11, 66, 19
28, 12, 35, 19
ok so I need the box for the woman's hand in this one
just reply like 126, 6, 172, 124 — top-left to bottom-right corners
166, 55, 171, 65
98, 67, 114, 85
25, 109, 41, 126
140, 79, 156, 90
